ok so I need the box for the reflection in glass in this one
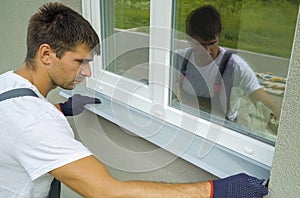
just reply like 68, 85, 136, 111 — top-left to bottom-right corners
170, 1, 298, 144
100, 0, 150, 83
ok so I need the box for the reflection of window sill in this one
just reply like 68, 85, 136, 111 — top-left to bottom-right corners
171, 100, 277, 145
60, 88, 270, 179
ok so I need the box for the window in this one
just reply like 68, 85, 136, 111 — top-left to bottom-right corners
170, 0, 298, 144
76, 0, 299, 178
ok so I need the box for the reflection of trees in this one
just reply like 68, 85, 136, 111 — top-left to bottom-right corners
114, 0, 150, 29
115, 0, 150, 9
114, 0, 298, 57
175, 0, 298, 57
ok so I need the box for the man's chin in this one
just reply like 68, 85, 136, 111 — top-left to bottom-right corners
60, 84, 76, 90
60, 81, 83, 90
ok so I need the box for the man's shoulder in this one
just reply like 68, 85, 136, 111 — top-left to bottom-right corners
0, 71, 14, 87
220, 49, 249, 69
174, 47, 191, 56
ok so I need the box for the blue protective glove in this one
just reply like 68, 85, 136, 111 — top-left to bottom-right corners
59, 94, 101, 116
210, 173, 268, 198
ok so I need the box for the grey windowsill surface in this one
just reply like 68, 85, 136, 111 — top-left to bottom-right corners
60, 87, 270, 179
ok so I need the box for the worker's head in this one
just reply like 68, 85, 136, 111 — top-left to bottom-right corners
24, 2, 100, 70
186, 5, 221, 59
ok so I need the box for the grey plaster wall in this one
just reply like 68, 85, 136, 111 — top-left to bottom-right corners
0, 0, 81, 72
267, 6, 300, 198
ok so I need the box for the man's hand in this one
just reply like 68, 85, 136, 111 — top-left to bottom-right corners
210, 173, 268, 198
57, 94, 101, 116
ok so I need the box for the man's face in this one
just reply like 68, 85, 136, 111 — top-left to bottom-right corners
49, 44, 93, 90
188, 35, 220, 61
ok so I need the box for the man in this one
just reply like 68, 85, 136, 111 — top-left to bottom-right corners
0, 2, 268, 197
174, 5, 281, 122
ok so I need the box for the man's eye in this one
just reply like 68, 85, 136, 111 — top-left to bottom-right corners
78, 60, 90, 66
77, 60, 87, 65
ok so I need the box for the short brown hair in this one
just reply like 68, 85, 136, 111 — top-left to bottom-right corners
25, 2, 100, 68
186, 5, 222, 41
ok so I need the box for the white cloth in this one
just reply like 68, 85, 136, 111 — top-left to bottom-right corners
0, 71, 92, 197
173, 47, 261, 120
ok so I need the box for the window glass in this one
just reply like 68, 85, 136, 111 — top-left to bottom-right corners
100, 0, 150, 84
169, 0, 299, 144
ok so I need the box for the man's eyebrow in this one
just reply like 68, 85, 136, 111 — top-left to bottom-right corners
200, 40, 217, 46
75, 58, 93, 62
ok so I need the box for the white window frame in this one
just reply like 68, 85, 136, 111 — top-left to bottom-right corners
74, 0, 292, 178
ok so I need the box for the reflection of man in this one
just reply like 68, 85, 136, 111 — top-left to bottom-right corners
174, 5, 281, 122
0, 2, 268, 198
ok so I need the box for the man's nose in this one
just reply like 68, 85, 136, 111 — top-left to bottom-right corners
80, 63, 92, 77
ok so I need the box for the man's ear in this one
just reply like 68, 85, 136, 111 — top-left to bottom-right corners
39, 44, 53, 65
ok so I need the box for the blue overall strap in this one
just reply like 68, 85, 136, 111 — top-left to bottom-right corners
0, 88, 61, 198
47, 179, 61, 198
180, 48, 193, 76
219, 50, 234, 76
214, 50, 234, 93
0, 88, 38, 102
214, 50, 234, 118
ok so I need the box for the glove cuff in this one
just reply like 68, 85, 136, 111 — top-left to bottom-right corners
209, 180, 214, 198
58, 102, 72, 116
56, 103, 63, 113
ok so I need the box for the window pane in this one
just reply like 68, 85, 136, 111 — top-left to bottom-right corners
100, 0, 150, 83
169, 0, 298, 144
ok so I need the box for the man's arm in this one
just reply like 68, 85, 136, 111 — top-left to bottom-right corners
50, 155, 211, 198
249, 88, 281, 119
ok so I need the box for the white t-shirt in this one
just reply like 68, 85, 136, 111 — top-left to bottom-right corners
0, 71, 92, 197
173, 47, 261, 120
174, 47, 260, 96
